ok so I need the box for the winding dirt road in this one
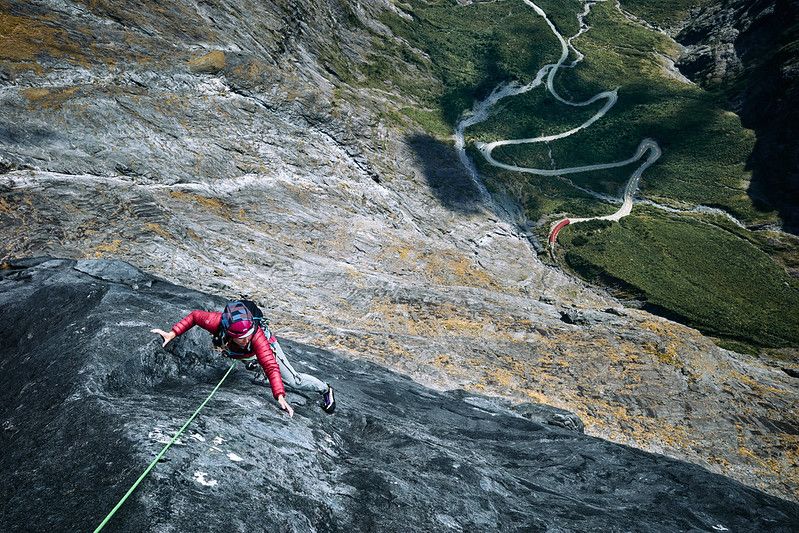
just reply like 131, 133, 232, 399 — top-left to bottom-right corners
454, 0, 662, 245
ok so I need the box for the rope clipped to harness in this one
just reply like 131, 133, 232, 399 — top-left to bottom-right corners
94, 362, 237, 532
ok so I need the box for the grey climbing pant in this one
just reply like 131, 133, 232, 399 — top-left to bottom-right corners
271, 339, 328, 394
238, 332, 328, 395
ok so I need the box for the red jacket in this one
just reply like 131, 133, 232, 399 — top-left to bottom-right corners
172, 311, 286, 399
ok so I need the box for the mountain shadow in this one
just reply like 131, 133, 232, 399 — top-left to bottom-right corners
1, 257, 798, 532
731, 0, 799, 233
738, 43, 799, 232
407, 133, 483, 214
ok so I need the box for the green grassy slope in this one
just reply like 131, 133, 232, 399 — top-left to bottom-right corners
619, 0, 711, 28
558, 213, 799, 349
378, 0, 573, 125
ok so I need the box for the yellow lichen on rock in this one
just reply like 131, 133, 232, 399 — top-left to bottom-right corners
732, 371, 788, 396
0, 12, 80, 62
92, 239, 122, 257
424, 252, 500, 290
380, 243, 500, 289
143, 222, 173, 240
169, 190, 230, 218
0, 13, 103, 72
21, 86, 80, 110
188, 50, 226, 74
0, 197, 14, 214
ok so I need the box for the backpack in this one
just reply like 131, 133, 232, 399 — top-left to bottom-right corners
240, 299, 267, 329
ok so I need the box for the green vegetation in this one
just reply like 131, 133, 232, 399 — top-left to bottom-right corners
619, 0, 711, 28
379, 0, 557, 125
360, 0, 797, 352
466, 86, 605, 143
470, 144, 617, 221
400, 107, 451, 139
559, 212, 799, 348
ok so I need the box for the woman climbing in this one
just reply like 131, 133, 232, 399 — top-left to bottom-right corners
151, 300, 335, 417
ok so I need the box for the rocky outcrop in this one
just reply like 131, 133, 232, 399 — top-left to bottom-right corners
675, 0, 799, 231
1, 0, 798, 503
1, 258, 798, 532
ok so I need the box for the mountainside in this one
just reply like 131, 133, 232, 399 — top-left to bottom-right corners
1, 0, 798, 504
673, 0, 799, 232
1, 258, 798, 532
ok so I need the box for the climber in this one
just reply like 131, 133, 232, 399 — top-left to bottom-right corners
151, 300, 335, 417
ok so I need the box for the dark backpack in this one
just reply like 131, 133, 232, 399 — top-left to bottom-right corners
240, 299, 267, 329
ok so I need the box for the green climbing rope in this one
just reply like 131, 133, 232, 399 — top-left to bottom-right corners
94, 362, 237, 532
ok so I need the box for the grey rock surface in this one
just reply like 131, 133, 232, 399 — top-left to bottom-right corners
0, 0, 798, 502
1, 258, 798, 532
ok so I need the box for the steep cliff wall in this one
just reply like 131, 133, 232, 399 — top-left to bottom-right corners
1, 0, 798, 503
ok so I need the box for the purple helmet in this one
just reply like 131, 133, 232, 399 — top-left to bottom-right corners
221, 301, 255, 338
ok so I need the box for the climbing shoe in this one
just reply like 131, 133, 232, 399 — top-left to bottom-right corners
321, 384, 336, 414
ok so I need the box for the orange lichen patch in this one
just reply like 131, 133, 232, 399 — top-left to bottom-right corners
0, 12, 85, 63
229, 59, 267, 83
641, 339, 683, 367
188, 50, 226, 73
628, 320, 713, 373
152, 92, 189, 115
384, 338, 416, 360
737, 444, 772, 469
553, 392, 693, 451
731, 371, 788, 396
168, 190, 229, 216
785, 435, 799, 464
93, 239, 122, 257
20, 86, 80, 109
484, 367, 516, 388
431, 353, 454, 369
1, 60, 44, 75
706, 454, 732, 468
343, 265, 366, 286
657, 347, 682, 367
425, 253, 500, 290
185, 228, 202, 242
361, 298, 537, 343
315, 332, 417, 366
541, 332, 626, 365
639, 319, 680, 336
496, 353, 531, 379
655, 421, 691, 449
143, 222, 172, 240
523, 390, 552, 404
387, 244, 413, 263
731, 423, 790, 480
380, 243, 500, 290
437, 315, 480, 335
76, 0, 216, 42
0, 197, 15, 214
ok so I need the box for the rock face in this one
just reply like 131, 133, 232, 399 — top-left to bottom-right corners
1, 258, 798, 532
675, 0, 799, 231
1, 0, 798, 503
